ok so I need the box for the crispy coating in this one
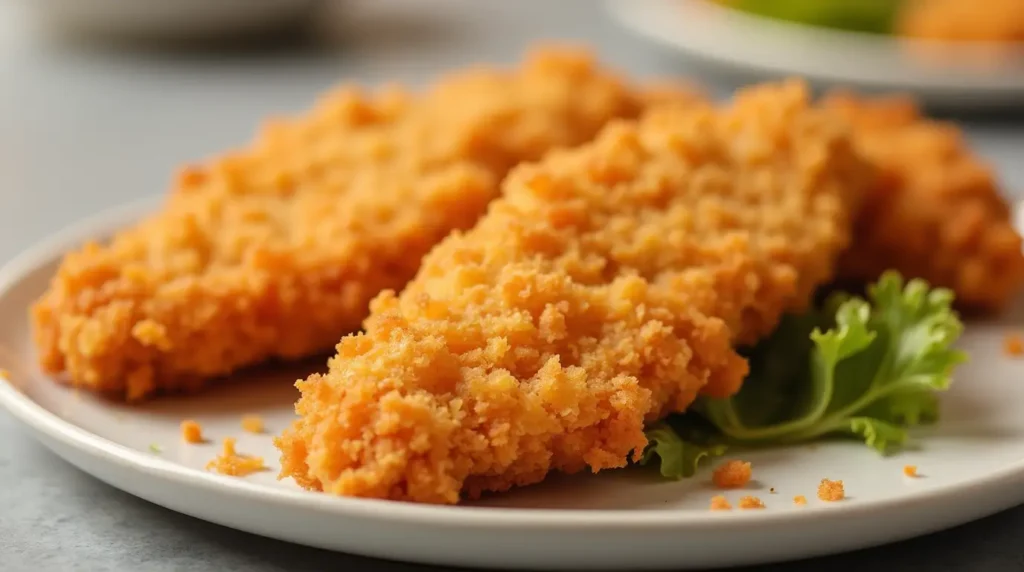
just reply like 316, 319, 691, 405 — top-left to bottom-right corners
825, 93, 1024, 312
275, 81, 868, 504
32, 47, 703, 400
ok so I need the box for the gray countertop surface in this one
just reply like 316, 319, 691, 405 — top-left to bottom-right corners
2, 1, 1024, 570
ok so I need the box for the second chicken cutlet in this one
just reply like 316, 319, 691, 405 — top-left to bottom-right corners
31, 48, 704, 400
276, 81, 871, 504
825, 92, 1024, 312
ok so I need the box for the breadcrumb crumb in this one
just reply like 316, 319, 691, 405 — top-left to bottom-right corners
738, 496, 765, 509
1004, 333, 1024, 357
712, 460, 753, 489
709, 495, 732, 511
206, 437, 266, 477
0, 368, 9, 378
903, 465, 919, 477
180, 420, 203, 443
817, 479, 845, 501
769, 487, 776, 494
793, 495, 807, 506
241, 414, 264, 434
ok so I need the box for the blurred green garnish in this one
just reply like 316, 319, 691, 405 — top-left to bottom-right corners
721, 0, 901, 35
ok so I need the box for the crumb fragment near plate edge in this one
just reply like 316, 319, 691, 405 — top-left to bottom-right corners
712, 460, 752, 489
180, 419, 204, 443
818, 479, 845, 502
709, 495, 732, 511
738, 496, 765, 509
1003, 333, 1024, 357
206, 437, 266, 477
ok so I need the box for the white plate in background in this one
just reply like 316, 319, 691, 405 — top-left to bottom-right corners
607, 0, 1024, 109
24, 0, 320, 43
2, 200, 1024, 570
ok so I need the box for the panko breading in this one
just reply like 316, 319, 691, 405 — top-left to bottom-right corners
31, 47, 704, 400
275, 81, 869, 504
825, 92, 1024, 312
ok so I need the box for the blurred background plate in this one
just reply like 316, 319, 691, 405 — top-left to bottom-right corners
607, 0, 1024, 109
26, 0, 321, 45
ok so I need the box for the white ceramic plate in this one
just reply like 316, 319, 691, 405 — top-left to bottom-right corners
607, 0, 1024, 109
3, 199, 1024, 570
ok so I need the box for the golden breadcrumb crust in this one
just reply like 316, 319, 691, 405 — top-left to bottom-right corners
275, 81, 868, 504
32, 47, 702, 400
825, 92, 1024, 312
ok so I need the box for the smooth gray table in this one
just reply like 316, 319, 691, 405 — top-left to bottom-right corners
2, 1, 1023, 570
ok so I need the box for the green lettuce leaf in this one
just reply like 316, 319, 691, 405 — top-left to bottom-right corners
642, 271, 966, 476
640, 422, 727, 479
724, 0, 899, 35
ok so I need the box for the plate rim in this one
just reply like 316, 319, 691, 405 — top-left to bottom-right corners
606, 0, 1024, 95
3, 198, 1024, 531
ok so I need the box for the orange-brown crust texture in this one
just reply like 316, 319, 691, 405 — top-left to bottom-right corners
31, 47, 705, 400
825, 92, 1024, 312
275, 81, 868, 504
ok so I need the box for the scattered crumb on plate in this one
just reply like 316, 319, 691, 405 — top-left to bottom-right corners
206, 437, 266, 477
712, 460, 752, 489
180, 420, 203, 443
769, 487, 776, 494
738, 496, 765, 509
903, 465, 918, 477
241, 414, 264, 434
0, 368, 9, 378
1004, 333, 1024, 356
793, 495, 807, 506
818, 479, 845, 501
709, 495, 732, 511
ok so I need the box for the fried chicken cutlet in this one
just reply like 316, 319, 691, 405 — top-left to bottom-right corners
825, 92, 1024, 312
275, 81, 871, 504
31, 48, 705, 400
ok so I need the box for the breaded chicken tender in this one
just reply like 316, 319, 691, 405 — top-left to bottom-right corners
825, 92, 1024, 312
275, 81, 869, 504
31, 47, 703, 400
